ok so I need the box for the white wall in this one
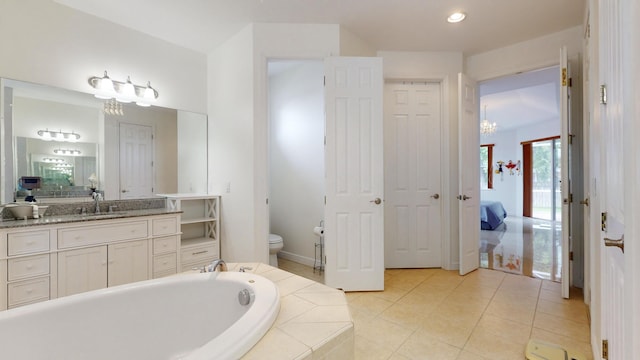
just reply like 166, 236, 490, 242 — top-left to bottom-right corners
208, 25, 258, 262
339, 26, 376, 56
377, 51, 463, 269
0, 0, 207, 113
465, 26, 584, 81
209, 23, 339, 263
481, 129, 521, 216
268, 61, 325, 265
177, 111, 208, 194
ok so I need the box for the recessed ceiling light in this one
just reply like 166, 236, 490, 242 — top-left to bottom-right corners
447, 12, 466, 23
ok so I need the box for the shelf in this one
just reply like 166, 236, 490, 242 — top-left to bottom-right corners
181, 217, 217, 225
181, 237, 216, 248
157, 193, 218, 200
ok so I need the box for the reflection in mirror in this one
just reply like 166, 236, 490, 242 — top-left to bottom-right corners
1, 78, 208, 204
15, 137, 97, 200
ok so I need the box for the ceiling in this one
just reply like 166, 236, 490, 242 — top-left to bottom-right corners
54, 0, 585, 55
52, 0, 577, 133
480, 66, 560, 133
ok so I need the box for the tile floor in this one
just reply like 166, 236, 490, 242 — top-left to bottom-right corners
278, 258, 592, 360
480, 215, 562, 281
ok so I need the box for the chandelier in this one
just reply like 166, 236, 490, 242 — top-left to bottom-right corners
480, 105, 497, 135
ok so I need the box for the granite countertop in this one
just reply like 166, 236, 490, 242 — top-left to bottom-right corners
0, 208, 181, 229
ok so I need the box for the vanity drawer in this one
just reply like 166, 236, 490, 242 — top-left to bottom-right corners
7, 254, 50, 281
153, 253, 177, 273
181, 242, 218, 265
7, 230, 50, 256
153, 236, 177, 255
152, 217, 177, 236
8, 277, 50, 308
58, 220, 148, 249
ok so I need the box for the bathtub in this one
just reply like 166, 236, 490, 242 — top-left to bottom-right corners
0, 271, 280, 360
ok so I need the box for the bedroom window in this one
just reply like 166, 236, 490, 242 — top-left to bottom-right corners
480, 144, 494, 189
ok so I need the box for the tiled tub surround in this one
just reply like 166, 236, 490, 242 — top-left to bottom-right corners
221, 263, 354, 360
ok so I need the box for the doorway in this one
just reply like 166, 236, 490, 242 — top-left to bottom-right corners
478, 67, 565, 281
267, 60, 325, 269
523, 137, 562, 220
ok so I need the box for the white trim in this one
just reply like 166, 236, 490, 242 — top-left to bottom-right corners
277, 250, 316, 268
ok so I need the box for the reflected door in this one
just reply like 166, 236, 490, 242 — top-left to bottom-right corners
119, 123, 153, 199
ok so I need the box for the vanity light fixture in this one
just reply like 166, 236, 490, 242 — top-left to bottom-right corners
53, 148, 81, 156
42, 158, 65, 163
88, 71, 159, 106
447, 12, 466, 23
37, 129, 80, 142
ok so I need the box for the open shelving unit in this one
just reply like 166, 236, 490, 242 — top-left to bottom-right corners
158, 194, 220, 271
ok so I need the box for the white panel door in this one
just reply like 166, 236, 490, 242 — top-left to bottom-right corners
560, 47, 571, 299
120, 123, 153, 199
599, 1, 626, 358
384, 81, 442, 268
324, 56, 384, 291
458, 73, 480, 275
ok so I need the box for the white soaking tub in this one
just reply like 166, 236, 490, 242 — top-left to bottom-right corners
0, 271, 280, 360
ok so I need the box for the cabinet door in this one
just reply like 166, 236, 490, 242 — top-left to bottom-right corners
58, 246, 108, 297
108, 240, 149, 287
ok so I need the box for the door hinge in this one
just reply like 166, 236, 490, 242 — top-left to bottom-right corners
568, 77, 572, 87
569, 251, 574, 261
562, 68, 568, 86
324, 196, 326, 205
602, 339, 609, 360
601, 212, 607, 232
568, 134, 575, 145
266, 198, 269, 205
151, 134, 154, 140
569, 193, 573, 203
323, 76, 326, 86
600, 84, 607, 104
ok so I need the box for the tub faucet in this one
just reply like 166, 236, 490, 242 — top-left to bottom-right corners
206, 259, 227, 272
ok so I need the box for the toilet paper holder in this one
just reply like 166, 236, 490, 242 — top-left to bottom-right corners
314, 220, 324, 274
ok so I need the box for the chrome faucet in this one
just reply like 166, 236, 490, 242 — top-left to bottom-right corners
205, 259, 227, 272
92, 192, 102, 214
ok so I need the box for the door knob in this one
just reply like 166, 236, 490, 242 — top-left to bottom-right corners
604, 234, 624, 253
462, 195, 471, 200
370, 198, 382, 205
580, 198, 589, 206
431, 194, 440, 199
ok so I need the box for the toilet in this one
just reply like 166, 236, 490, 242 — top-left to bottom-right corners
268, 233, 284, 267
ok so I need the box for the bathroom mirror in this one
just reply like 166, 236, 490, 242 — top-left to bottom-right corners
1, 78, 208, 203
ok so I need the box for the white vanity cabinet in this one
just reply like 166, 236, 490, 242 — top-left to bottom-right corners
58, 246, 107, 297
158, 194, 220, 271
0, 212, 180, 311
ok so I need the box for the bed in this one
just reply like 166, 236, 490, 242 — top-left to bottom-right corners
480, 200, 507, 230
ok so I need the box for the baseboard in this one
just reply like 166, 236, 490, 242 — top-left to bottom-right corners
278, 251, 316, 267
